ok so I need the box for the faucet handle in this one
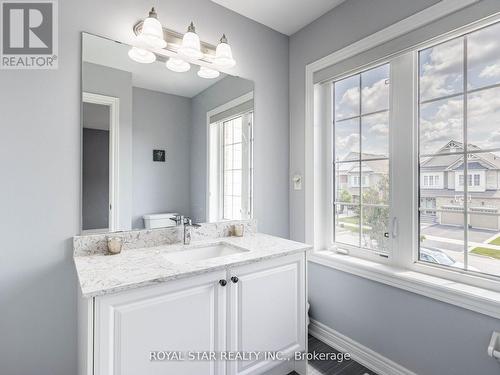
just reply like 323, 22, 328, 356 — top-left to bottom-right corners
183, 217, 201, 228
169, 215, 181, 226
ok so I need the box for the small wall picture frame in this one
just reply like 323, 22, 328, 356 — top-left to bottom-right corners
153, 149, 166, 162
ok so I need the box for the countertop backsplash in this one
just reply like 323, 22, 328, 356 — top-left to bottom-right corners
73, 219, 257, 256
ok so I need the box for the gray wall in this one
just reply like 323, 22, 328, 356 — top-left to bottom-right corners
132, 87, 191, 228
309, 262, 500, 375
82, 128, 109, 230
190, 75, 254, 222
289, 1, 500, 374
82, 62, 133, 230
0, 1, 289, 374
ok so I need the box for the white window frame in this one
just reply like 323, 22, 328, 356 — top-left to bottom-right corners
304, 6, 500, 318
327, 61, 392, 262
207, 92, 254, 222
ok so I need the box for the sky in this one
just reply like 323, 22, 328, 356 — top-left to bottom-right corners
334, 64, 389, 161
334, 21, 500, 160
419, 21, 500, 155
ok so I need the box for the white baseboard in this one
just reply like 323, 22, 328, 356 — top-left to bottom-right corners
309, 319, 416, 375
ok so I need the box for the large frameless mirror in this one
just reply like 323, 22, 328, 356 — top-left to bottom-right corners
81, 33, 254, 233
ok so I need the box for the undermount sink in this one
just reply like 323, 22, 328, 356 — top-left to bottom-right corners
163, 243, 248, 263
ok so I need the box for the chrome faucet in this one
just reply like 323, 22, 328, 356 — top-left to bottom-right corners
183, 217, 201, 245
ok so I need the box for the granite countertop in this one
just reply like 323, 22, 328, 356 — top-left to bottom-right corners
74, 233, 312, 298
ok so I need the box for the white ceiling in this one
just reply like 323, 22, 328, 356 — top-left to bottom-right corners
82, 34, 225, 98
211, 0, 347, 35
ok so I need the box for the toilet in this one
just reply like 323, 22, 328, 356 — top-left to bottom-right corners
143, 213, 179, 229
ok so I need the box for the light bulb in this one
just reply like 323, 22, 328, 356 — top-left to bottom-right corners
197, 66, 220, 79
179, 22, 203, 60
166, 57, 190, 72
128, 46, 156, 63
137, 7, 166, 49
214, 34, 235, 68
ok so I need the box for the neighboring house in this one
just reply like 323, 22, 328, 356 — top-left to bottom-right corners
336, 152, 387, 204
420, 140, 500, 230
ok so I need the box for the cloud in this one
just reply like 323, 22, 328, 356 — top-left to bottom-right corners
420, 98, 463, 154
479, 64, 500, 79
362, 79, 389, 114
420, 22, 500, 98
369, 123, 388, 136
337, 133, 359, 150
420, 38, 463, 101
420, 85, 500, 154
335, 74, 389, 119
335, 86, 359, 119
488, 131, 500, 143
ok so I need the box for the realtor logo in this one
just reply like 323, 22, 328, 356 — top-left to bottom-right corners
1, 0, 58, 69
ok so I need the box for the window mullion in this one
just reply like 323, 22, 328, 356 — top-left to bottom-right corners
389, 51, 417, 268
463, 36, 469, 271
358, 75, 363, 249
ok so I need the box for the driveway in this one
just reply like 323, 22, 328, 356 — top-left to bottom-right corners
420, 224, 496, 253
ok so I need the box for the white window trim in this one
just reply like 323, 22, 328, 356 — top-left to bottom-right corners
206, 91, 254, 222
304, 4, 500, 319
325, 61, 392, 262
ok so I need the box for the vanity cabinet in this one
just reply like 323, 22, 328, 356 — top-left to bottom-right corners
227, 255, 306, 375
93, 270, 227, 375
81, 253, 306, 375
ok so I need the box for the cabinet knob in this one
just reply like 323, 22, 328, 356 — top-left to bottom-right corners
231, 276, 239, 283
219, 279, 227, 287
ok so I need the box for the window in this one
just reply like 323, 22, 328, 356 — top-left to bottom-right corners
418, 21, 500, 278
208, 95, 254, 222
318, 17, 500, 293
223, 116, 245, 219
333, 64, 390, 253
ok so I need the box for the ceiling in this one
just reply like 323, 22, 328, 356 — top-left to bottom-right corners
82, 34, 225, 98
211, 0, 347, 35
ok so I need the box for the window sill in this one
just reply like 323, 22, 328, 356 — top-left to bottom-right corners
309, 250, 500, 320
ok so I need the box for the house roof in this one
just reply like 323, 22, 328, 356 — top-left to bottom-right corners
337, 158, 387, 174
340, 152, 386, 161
452, 161, 487, 170
421, 140, 500, 171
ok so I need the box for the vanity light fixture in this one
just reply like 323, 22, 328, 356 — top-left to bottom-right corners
214, 34, 235, 68
197, 66, 220, 79
179, 22, 203, 60
137, 7, 166, 49
166, 57, 191, 73
128, 46, 156, 63
131, 10, 236, 74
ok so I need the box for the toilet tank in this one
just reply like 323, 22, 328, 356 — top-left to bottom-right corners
143, 213, 179, 229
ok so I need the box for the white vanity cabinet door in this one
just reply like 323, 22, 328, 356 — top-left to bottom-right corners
227, 253, 306, 375
94, 270, 227, 375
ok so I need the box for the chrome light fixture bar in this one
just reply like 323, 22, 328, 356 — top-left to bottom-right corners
131, 9, 236, 78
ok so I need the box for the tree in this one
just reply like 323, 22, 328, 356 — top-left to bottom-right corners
339, 189, 352, 205
360, 175, 389, 251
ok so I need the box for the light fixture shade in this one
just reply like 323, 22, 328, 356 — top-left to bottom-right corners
198, 66, 220, 79
128, 46, 156, 63
214, 34, 235, 68
138, 8, 166, 49
166, 57, 191, 73
179, 22, 203, 60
